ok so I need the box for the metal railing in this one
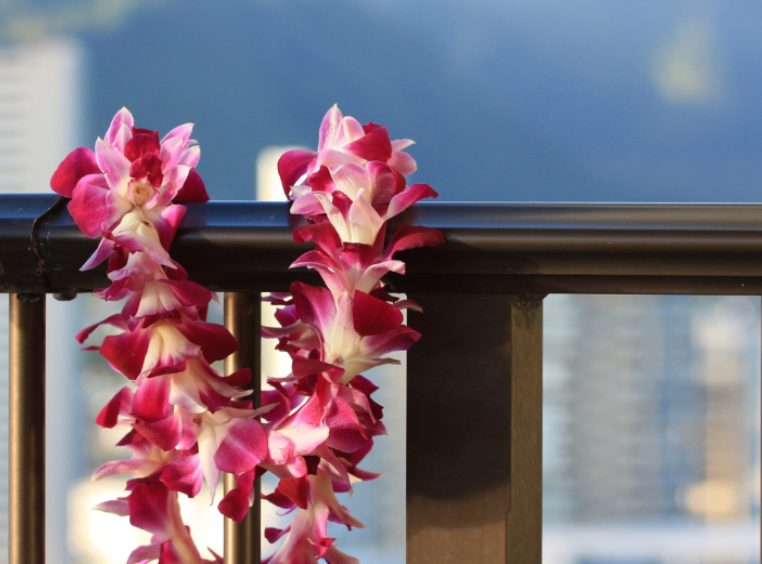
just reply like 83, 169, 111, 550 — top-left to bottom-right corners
3, 194, 762, 563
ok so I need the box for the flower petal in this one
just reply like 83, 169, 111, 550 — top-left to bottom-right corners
174, 168, 208, 202
351, 291, 402, 336
50, 147, 100, 197
214, 418, 268, 474
105, 107, 135, 151
96, 386, 132, 428
278, 149, 316, 195
100, 326, 152, 380
385, 183, 438, 219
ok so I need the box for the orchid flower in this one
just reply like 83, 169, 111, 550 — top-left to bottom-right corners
263, 104, 443, 562
51, 108, 265, 563
53, 104, 441, 564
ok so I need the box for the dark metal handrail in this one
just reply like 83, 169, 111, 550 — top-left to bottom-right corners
3, 194, 762, 295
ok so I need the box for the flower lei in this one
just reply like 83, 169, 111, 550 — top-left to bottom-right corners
50, 105, 442, 563
262, 105, 443, 562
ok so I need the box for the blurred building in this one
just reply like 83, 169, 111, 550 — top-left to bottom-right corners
0, 38, 87, 564
544, 295, 761, 562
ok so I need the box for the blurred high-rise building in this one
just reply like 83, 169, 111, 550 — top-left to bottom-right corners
544, 295, 761, 562
0, 38, 87, 564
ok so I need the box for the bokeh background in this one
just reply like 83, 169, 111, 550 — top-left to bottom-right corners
0, 0, 760, 562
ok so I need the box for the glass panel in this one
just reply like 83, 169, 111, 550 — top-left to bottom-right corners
544, 295, 761, 563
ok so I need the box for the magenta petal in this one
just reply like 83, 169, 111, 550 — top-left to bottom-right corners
346, 124, 392, 162
292, 282, 335, 335
132, 375, 171, 421
167, 279, 213, 310
351, 291, 402, 336
161, 122, 194, 148
159, 541, 185, 564
80, 237, 116, 271
294, 392, 325, 428
105, 107, 134, 150
178, 320, 238, 362
160, 455, 202, 498
264, 526, 291, 544
306, 166, 334, 192
128, 481, 170, 534
363, 325, 421, 356
67, 174, 117, 238
277, 149, 316, 195
214, 419, 267, 474
155, 204, 187, 251
125, 130, 161, 162
50, 147, 100, 197
386, 225, 445, 257
292, 357, 344, 381
293, 222, 342, 251
134, 414, 181, 451
100, 326, 151, 380
95, 138, 131, 188
318, 103, 344, 150
385, 183, 438, 219
290, 192, 327, 218
327, 397, 368, 453
127, 544, 161, 564
217, 470, 255, 521
76, 312, 127, 344
94, 498, 130, 516
388, 141, 417, 176
175, 168, 209, 203
275, 476, 311, 509
218, 488, 250, 522
224, 367, 252, 389
95, 387, 132, 428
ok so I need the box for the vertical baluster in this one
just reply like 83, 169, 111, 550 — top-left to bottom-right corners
505, 295, 543, 563
407, 293, 543, 563
9, 293, 46, 564
224, 292, 261, 564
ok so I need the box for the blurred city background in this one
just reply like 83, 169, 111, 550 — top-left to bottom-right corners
1, 0, 761, 562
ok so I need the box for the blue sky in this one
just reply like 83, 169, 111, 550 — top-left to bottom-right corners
5, 0, 762, 202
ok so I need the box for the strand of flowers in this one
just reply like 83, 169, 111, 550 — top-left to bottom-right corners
257, 105, 444, 562
50, 108, 268, 563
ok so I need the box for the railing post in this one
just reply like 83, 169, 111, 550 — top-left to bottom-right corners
9, 293, 46, 564
506, 295, 543, 563
407, 293, 543, 563
223, 292, 261, 564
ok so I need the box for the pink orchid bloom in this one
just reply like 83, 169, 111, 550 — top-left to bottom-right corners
262, 473, 363, 564
52, 108, 274, 563
277, 104, 416, 196
122, 479, 212, 563
264, 105, 442, 562
196, 406, 268, 497
290, 282, 420, 384
288, 158, 437, 246
50, 107, 208, 270
291, 222, 444, 298
56, 104, 440, 563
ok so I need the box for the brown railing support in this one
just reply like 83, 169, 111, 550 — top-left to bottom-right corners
223, 292, 262, 564
506, 296, 543, 563
9, 293, 46, 564
407, 293, 543, 563
407, 293, 543, 562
